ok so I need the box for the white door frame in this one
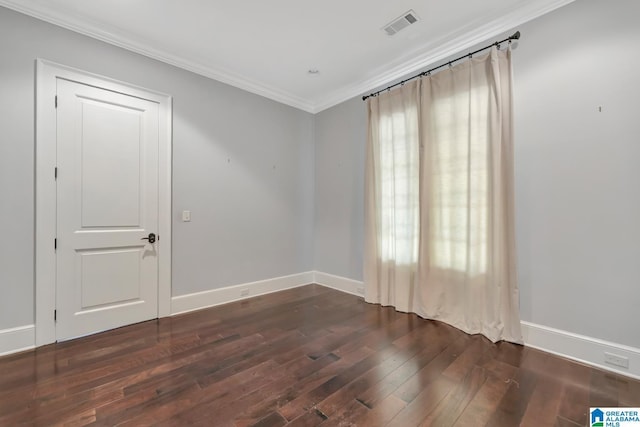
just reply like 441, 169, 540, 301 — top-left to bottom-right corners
35, 59, 172, 346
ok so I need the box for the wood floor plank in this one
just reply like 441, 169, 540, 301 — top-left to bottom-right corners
387, 375, 456, 426
251, 411, 288, 427
451, 371, 513, 426
354, 334, 453, 409
315, 342, 425, 418
619, 375, 640, 406
278, 344, 401, 421
350, 394, 407, 426
589, 369, 620, 407
519, 376, 565, 427
316, 398, 368, 427
419, 364, 488, 426
393, 334, 470, 403
555, 362, 593, 426
484, 367, 538, 426
0, 284, 637, 426
233, 347, 372, 426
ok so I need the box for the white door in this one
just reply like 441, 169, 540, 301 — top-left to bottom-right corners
55, 78, 160, 341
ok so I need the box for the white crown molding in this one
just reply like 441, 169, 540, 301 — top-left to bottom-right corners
0, 0, 315, 113
313, 0, 576, 112
0, 0, 575, 114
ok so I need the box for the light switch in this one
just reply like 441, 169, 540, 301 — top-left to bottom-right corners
182, 210, 191, 222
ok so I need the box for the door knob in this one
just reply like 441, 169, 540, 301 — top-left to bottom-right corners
141, 233, 156, 244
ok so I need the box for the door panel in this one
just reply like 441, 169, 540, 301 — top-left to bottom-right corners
79, 249, 141, 308
56, 78, 159, 341
80, 100, 142, 227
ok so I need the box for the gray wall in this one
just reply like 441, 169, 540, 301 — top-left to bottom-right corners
2, 0, 639, 350
313, 0, 640, 348
513, 0, 640, 348
0, 6, 314, 330
313, 97, 366, 280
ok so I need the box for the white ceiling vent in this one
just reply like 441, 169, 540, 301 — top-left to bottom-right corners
383, 10, 419, 36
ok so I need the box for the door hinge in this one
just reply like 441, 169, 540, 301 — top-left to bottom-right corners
54, 167, 58, 180
54, 310, 57, 321
55, 95, 58, 108
54, 238, 57, 250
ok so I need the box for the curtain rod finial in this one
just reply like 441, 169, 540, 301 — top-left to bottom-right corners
511, 31, 521, 40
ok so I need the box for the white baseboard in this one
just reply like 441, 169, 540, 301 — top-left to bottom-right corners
0, 325, 35, 357
313, 271, 364, 297
4, 273, 638, 380
171, 271, 315, 315
312, 272, 640, 379
521, 321, 640, 380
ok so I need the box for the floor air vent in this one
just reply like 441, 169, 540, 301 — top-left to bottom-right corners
383, 10, 419, 36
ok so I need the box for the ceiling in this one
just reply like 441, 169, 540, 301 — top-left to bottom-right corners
0, 0, 573, 113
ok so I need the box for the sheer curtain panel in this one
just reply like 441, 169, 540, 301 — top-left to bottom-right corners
364, 47, 522, 344
364, 82, 421, 312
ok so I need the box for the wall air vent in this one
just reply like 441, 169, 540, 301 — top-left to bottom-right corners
383, 10, 419, 36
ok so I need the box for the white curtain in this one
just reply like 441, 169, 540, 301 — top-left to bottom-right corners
364, 47, 522, 344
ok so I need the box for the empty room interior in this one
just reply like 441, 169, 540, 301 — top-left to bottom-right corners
1, 0, 639, 425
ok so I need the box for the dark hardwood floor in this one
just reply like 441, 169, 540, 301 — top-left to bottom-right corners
0, 284, 638, 426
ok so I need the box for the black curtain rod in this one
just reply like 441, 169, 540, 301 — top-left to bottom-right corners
362, 31, 521, 101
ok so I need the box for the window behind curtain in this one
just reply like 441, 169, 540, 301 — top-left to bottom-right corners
378, 107, 419, 266
365, 47, 521, 344
378, 86, 489, 275
429, 85, 489, 275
